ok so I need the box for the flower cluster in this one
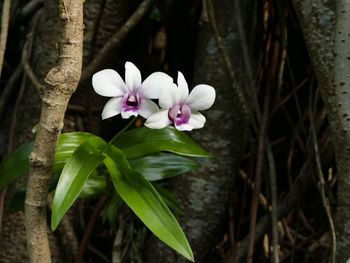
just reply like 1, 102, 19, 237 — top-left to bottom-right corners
92, 62, 215, 131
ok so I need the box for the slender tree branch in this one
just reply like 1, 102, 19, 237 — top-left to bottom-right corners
80, 0, 155, 83
246, 92, 270, 263
22, 40, 43, 94
20, 0, 44, 20
0, 65, 23, 122
0, 0, 11, 77
24, 1, 83, 262
309, 102, 336, 263
266, 143, 279, 263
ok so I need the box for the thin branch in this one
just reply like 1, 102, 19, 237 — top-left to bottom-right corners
24, 1, 83, 262
0, 0, 11, 77
309, 93, 336, 263
0, 65, 23, 123
246, 92, 270, 263
233, 198, 287, 263
80, 0, 155, 83
239, 170, 268, 210
266, 143, 279, 263
20, 0, 44, 20
22, 39, 43, 94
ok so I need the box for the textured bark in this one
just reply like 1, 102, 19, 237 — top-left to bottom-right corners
333, 1, 350, 261
0, 1, 64, 262
25, 0, 83, 262
0, 0, 11, 77
145, 1, 257, 262
291, 1, 350, 261
0, 0, 142, 261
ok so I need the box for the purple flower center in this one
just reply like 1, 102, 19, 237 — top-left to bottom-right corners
168, 104, 191, 126
122, 92, 140, 113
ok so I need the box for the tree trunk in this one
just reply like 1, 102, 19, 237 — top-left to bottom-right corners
292, 0, 350, 261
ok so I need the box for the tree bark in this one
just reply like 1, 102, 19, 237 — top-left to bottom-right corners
292, 0, 350, 261
333, 1, 350, 261
1, 0, 142, 261
24, 1, 83, 262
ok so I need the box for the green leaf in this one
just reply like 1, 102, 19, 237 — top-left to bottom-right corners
111, 126, 210, 159
0, 142, 33, 191
51, 137, 107, 230
103, 145, 194, 262
79, 175, 108, 199
55, 132, 99, 171
130, 153, 199, 181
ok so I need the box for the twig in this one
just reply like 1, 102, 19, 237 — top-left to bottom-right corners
24, 1, 83, 262
309, 93, 336, 263
266, 143, 279, 263
233, 159, 313, 262
0, 0, 11, 77
0, 65, 23, 123
22, 39, 43, 94
7, 2, 41, 152
246, 92, 270, 263
7, 65, 27, 153
75, 196, 108, 263
239, 170, 268, 209
20, 0, 44, 20
80, 0, 155, 83
233, 198, 287, 263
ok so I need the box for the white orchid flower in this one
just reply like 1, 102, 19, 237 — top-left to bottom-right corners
145, 72, 216, 131
92, 62, 173, 119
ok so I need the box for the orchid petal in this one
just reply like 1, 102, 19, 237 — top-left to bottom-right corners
101, 97, 123, 119
139, 99, 159, 118
177, 72, 189, 101
92, 69, 126, 97
144, 109, 171, 129
159, 83, 180, 109
188, 111, 206, 129
174, 123, 194, 131
140, 72, 173, 99
125, 62, 142, 91
185, 84, 216, 110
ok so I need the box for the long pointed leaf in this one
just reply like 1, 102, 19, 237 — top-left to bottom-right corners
111, 126, 209, 159
55, 132, 100, 170
103, 145, 194, 261
130, 153, 199, 181
51, 138, 106, 230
